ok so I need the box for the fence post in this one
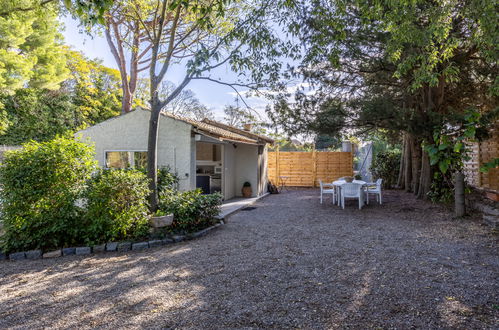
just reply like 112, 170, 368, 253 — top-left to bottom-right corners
312, 148, 317, 187
477, 142, 482, 187
276, 146, 280, 185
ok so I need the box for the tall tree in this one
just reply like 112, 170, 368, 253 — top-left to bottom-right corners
223, 105, 255, 128
0, 49, 123, 144
100, 1, 147, 114
98, 0, 298, 210
136, 79, 213, 120
0, 0, 69, 95
0, 0, 113, 24
64, 49, 122, 127
270, 0, 498, 199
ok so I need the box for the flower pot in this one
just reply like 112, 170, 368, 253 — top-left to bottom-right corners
242, 186, 252, 198
149, 214, 174, 228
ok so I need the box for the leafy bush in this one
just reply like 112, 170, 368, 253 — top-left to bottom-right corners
157, 166, 180, 193
137, 165, 179, 195
159, 189, 222, 233
0, 137, 96, 253
83, 169, 150, 244
370, 149, 401, 188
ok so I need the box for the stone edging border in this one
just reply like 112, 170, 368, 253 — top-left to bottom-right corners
0, 220, 224, 261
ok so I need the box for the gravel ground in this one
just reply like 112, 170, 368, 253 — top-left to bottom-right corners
0, 189, 498, 329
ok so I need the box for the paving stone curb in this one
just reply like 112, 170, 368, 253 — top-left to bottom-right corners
132, 242, 148, 250
76, 247, 92, 255
92, 244, 106, 253
25, 250, 42, 260
43, 250, 62, 258
105, 242, 118, 252
2, 221, 224, 262
62, 248, 76, 256
9, 252, 26, 261
117, 242, 132, 252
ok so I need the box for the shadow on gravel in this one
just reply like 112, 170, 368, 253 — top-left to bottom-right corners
0, 189, 497, 328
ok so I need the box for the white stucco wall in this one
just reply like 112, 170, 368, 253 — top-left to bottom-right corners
223, 142, 236, 199
258, 144, 269, 196
75, 109, 194, 191
234, 143, 259, 197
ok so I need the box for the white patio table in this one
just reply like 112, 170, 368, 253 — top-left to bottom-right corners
332, 179, 367, 206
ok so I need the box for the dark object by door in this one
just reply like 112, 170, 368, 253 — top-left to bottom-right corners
196, 175, 210, 194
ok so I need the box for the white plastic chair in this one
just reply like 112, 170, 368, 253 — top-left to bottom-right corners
340, 183, 364, 209
365, 178, 383, 204
319, 180, 336, 204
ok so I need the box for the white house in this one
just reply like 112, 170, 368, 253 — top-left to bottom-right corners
76, 108, 274, 200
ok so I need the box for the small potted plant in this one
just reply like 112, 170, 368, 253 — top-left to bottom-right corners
241, 181, 252, 198
149, 209, 174, 228
344, 176, 354, 183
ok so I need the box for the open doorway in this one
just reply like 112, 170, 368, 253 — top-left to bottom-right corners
195, 142, 223, 196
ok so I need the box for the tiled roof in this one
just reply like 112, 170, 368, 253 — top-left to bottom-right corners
161, 112, 272, 145
201, 119, 274, 144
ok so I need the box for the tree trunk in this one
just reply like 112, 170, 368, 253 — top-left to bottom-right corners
147, 104, 161, 212
122, 87, 132, 114
454, 171, 465, 217
417, 150, 432, 199
411, 138, 422, 195
404, 134, 413, 192
397, 133, 406, 189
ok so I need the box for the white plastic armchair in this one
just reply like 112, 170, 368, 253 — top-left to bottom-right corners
365, 178, 383, 204
319, 180, 336, 204
340, 183, 364, 209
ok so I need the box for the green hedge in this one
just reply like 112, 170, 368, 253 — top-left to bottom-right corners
159, 189, 222, 233
0, 137, 96, 253
370, 149, 401, 188
0, 137, 222, 253
83, 169, 150, 245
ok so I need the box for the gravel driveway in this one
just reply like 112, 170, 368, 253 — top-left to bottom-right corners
0, 189, 497, 329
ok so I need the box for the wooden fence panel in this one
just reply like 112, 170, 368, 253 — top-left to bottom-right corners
268, 150, 353, 187
464, 122, 499, 192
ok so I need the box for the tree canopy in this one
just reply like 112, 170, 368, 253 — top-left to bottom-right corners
0, 49, 122, 144
0, 0, 69, 95
269, 0, 498, 199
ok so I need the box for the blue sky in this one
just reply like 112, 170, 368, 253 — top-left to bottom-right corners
60, 16, 269, 120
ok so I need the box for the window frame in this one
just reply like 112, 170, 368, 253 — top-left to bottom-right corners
104, 150, 148, 169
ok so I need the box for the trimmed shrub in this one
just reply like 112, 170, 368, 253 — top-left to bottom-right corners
159, 189, 222, 233
370, 150, 401, 188
0, 137, 96, 253
83, 169, 150, 244
157, 166, 180, 194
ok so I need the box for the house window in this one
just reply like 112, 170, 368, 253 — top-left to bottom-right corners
105, 151, 147, 169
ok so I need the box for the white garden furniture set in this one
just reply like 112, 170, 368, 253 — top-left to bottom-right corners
319, 178, 383, 209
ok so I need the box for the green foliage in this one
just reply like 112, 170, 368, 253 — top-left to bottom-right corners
0, 1, 113, 25
269, 0, 497, 199
424, 110, 483, 175
0, 50, 122, 144
0, 88, 78, 144
137, 165, 180, 195
315, 134, 341, 150
65, 49, 122, 128
159, 189, 222, 233
157, 166, 180, 194
0, 0, 69, 95
370, 149, 401, 188
83, 169, 150, 245
0, 136, 96, 253
423, 109, 491, 201
480, 158, 499, 173
427, 172, 454, 204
